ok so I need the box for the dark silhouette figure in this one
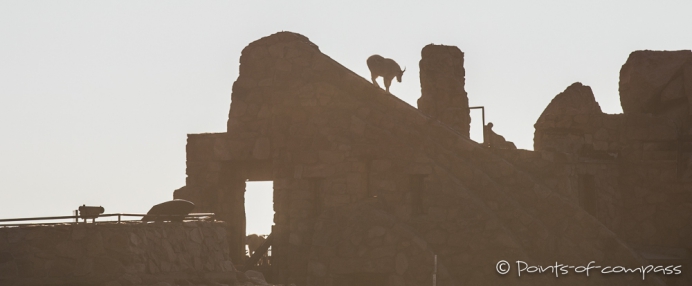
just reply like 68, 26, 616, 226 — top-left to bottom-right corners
366, 55, 405, 93
483, 122, 517, 150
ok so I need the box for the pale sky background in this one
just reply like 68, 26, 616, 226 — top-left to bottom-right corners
1, 1, 691, 235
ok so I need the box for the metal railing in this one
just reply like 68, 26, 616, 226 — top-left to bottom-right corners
469, 106, 486, 142
0, 213, 216, 227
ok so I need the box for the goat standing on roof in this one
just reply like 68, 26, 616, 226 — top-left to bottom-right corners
367, 55, 405, 93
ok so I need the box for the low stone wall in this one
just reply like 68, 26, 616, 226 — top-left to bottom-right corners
0, 221, 237, 286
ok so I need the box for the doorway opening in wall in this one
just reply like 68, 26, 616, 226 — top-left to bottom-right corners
245, 180, 274, 270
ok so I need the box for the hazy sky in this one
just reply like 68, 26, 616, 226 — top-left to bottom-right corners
1, 1, 691, 234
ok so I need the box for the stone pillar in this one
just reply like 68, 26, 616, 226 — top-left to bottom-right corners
418, 44, 471, 137
218, 165, 247, 264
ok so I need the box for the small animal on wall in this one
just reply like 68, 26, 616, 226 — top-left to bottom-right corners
366, 55, 405, 93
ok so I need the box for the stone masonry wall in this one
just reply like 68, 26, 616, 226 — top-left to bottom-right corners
534, 54, 692, 253
307, 201, 454, 286
620, 50, 692, 122
177, 32, 667, 286
418, 44, 471, 137
0, 221, 236, 286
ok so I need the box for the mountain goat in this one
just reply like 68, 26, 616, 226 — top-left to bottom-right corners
366, 55, 405, 93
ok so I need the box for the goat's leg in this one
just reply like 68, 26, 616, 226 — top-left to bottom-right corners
370, 73, 380, 87
384, 77, 393, 93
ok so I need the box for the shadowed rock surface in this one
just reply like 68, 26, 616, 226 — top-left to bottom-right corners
619, 50, 692, 118
174, 31, 685, 285
530, 50, 692, 286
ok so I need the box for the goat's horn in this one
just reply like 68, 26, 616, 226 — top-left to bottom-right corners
402, 67, 406, 73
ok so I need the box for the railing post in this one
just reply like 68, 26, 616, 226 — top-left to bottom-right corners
433, 254, 438, 286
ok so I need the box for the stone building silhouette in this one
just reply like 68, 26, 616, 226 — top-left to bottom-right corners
174, 32, 691, 286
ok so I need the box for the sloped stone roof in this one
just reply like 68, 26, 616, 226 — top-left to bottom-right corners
187, 31, 665, 285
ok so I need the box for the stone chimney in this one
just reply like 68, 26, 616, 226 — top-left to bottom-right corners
417, 44, 471, 137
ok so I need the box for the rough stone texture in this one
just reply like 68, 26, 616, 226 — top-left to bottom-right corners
532, 51, 692, 286
619, 50, 692, 120
538, 82, 603, 118
0, 221, 237, 286
534, 82, 605, 153
418, 44, 471, 137
535, 68, 692, 245
175, 32, 671, 285
307, 201, 456, 286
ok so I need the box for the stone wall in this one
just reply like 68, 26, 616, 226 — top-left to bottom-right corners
531, 51, 692, 286
418, 44, 471, 137
176, 32, 667, 286
307, 201, 454, 286
619, 50, 692, 121
0, 221, 237, 286
533, 53, 692, 251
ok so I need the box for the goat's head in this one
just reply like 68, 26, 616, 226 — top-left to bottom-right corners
396, 67, 406, 82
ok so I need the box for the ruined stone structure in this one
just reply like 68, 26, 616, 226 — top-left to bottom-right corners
418, 44, 471, 137
529, 51, 692, 286
0, 221, 236, 286
175, 32, 689, 285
